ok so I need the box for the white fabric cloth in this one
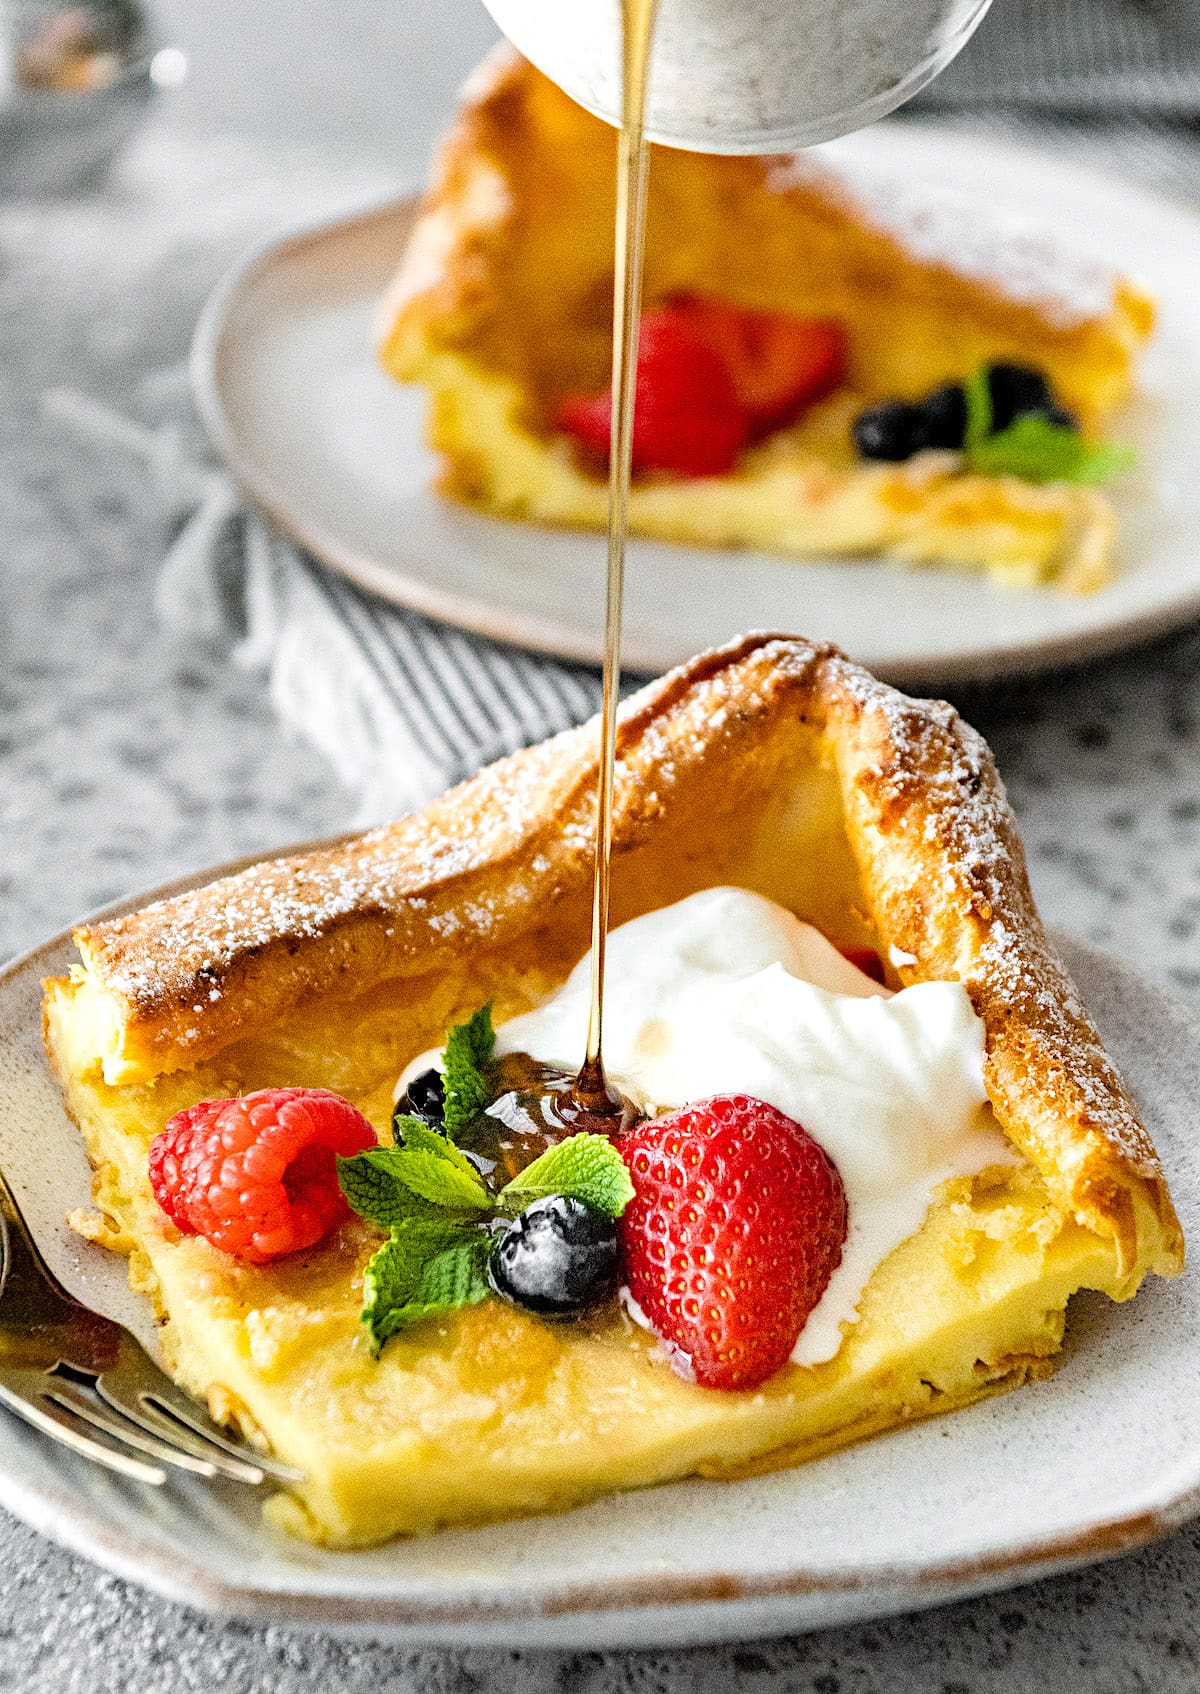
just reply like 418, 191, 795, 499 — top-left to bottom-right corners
45, 378, 608, 823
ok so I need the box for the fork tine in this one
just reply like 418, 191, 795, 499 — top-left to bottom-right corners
138, 1382, 305, 1483
0, 1167, 302, 1488
44, 1382, 221, 1479
98, 1343, 302, 1482
91, 1379, 268, 1483
0, 1381, 166, 1485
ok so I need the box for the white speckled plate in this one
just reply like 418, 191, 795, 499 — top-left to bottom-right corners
192, 121, 1200, 687
0, 852, 1199, 1647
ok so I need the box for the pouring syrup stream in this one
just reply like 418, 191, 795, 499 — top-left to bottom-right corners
570, 0, 660, 1123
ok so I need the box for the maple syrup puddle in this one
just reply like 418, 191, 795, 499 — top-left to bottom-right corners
455, 1053, 642, 1194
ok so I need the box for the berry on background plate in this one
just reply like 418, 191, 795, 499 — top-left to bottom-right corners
666, 295, 847, 439
559, 310, 747, 478
558, 298, 847, 478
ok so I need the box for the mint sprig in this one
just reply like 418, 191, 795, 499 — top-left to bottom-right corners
442, 1002, 496, 1135
962, 365, 1133, 486
970, 413, 1134, 485
496, 1133, 635, 1217
962, 364, 994, 454
337, 1132, 490, 1224
341, 1004, 638, 1354
337, 1146, 446, 1227
361, 1221, 489, 1354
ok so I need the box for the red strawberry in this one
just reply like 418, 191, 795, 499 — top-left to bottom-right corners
620, 1094, 847, 1391
558, 309, 749, 478
840, 946, 887, 985
668, 295, 848, 438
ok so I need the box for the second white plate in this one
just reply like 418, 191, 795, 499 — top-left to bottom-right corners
193, 122, 1200, 685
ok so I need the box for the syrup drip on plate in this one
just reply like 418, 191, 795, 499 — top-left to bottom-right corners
569, 0, 660, 1128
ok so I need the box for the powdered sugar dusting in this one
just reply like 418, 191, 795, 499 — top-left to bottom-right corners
75, 632, 1173, 1234
80, 712, 607, 1019
767, 152, 1120, 329
819, 641, 1160, 1174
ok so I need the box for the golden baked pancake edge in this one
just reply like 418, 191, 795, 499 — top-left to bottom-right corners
43, 634, 1183, 1544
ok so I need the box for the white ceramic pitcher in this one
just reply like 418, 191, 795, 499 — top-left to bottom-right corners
479, 0, 993, 153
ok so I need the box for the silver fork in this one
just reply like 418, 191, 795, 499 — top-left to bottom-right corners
0, 1167, 303, 1488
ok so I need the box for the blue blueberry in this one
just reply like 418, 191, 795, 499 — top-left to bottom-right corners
398, 1067, 445, 1127
488, 1196, 620, 1316
852, 400, 932, 462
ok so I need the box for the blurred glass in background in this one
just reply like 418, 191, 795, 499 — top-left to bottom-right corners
0, 0, 184, 194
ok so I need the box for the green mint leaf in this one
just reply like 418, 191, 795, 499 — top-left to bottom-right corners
386, 1147, 491, 1211
497, 1132, 635, 1219
339, 1137, 491, 1226
394, 1116, 488, 1183
962, 365, 993, 452
958, 364, 1133, 487
390, 1115, 443, 1156
361, 1219, 474, 1352
967, 412, 1135, 486
361, 1224, 490, 1354
394, 1237, 491, 1327
338, 1148, 445, 1228
442, 1002, 497, 1136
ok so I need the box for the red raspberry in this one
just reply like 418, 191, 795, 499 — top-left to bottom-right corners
149, 1088, 376, 1264
619, 1094, 847, 1391
558, 309, 749, 478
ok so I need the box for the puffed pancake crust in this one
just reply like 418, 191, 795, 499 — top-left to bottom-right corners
380, 47, 1155, 592
44, 635, 1182, 1546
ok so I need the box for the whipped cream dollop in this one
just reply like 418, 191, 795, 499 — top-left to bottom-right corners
401, 887, 1014, 1366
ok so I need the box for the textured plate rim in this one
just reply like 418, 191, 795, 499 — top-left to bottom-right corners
190, 125, 1200, 687
2, 843, 1200, 1636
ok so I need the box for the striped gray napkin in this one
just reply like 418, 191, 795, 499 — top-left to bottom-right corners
42, 377, 599, 822
132, 5, 1200, 820
143, 406, 608, 823
157, 508, 607, 822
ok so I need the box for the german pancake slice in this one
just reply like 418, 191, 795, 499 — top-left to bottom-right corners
380, 49, 1155, 592
43, 635, 1182, 1546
